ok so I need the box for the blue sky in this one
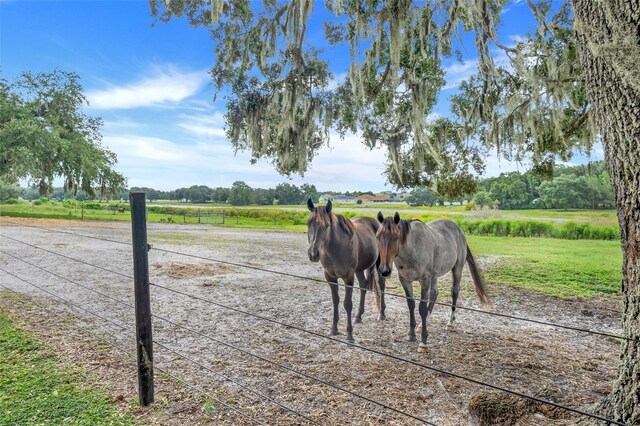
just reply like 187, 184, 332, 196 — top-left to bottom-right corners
1, 0, 601, 192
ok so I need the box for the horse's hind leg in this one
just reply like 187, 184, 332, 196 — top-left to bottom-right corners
325, 271, 340, 336
354, 270, 367, 324
447, 265, 463, 331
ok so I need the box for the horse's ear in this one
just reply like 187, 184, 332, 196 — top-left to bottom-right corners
393, 212, 401, 224
326, 200, 332, 213
377, 211, 384, 223
307, 198, 315, 212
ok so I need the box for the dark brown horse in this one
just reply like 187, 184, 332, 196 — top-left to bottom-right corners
376, 212, 488, 352
307, 199, 386, 343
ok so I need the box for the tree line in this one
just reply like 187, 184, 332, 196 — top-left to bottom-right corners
405, 161, 614, 210
4, 161, 614, 212
125, 182, 320, 206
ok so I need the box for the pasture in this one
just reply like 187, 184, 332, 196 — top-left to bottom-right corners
0, 199, 620, 234
0, 216, 623, 425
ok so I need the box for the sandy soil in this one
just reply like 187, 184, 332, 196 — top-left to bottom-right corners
0, 217, 624, 425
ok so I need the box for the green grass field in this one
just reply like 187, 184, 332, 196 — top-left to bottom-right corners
467, 236, 622, 299
0, 199, 618, 226
0, 306, 133, 425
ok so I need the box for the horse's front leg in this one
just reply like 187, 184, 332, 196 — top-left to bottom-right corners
418, 276, 438, 353
354, 270, 367, 324
377, 271, 387, 321
399, 277, 416, 342
325, 271, 340, 336
344, 274, 356, 343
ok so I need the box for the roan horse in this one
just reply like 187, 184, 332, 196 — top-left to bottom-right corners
376, 212, 489, 352
307, 199, 386, 343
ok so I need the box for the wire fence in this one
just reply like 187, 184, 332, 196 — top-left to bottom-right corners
0, 215, 628, 425
1, 223, 629, 342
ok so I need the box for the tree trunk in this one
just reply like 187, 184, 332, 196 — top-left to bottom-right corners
573, 1, 640, 423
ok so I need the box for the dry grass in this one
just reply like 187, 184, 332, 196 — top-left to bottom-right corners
153, 262, 237, 280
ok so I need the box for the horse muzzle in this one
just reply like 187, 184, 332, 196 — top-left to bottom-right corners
308, 248, 320, 262
379, 265, 392, 277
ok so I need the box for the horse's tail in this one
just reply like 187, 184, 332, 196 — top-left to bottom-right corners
368, 264, 382, 313
466, 245, 489, 305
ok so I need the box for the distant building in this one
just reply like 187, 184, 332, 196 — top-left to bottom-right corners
318, 194, 355, 203
356, 194, 391, 203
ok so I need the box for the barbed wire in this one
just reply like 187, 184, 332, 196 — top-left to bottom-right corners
0, 229, 629, 342
1, 242, 620, 424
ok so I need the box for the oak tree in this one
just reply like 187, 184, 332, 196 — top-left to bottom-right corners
150, 1, 640, 421
0, 70, 126, 198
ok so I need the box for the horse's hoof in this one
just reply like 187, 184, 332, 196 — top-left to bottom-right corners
328, 329, 339, 337
446, 324, 455, 331
354, 317, 362, 324
417, 345, 429, 353
346, 337, 356, 345
377, 314, 386, 321
407, 334, 417, 342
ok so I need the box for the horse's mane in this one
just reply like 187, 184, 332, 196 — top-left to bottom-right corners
312, 208, 356, 240
398, 219, 411, 244
334, 213, 356, 239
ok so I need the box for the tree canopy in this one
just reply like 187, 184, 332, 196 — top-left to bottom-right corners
0, 70, 126, 197
149, 0, 594, 192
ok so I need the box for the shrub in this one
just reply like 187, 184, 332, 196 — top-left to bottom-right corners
2, 198, 21, 205
61, 199, 77, 208
81, 202, 103, 210
456, 218, 615, 240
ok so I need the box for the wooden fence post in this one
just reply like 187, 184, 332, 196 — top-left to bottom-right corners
129, 192, 154, 406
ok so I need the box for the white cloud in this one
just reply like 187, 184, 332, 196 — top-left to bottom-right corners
178, 113, 227, 139
87, 66, 208, 109
103, 119, 140, 130
483, 154, 529, 177
103, 135, 191, 163
101, 127, 391, 191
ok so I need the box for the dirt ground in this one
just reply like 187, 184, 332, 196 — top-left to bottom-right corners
0, 217, 624, 425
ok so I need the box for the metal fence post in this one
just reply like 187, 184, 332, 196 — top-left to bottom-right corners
129, 192, 154, 406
